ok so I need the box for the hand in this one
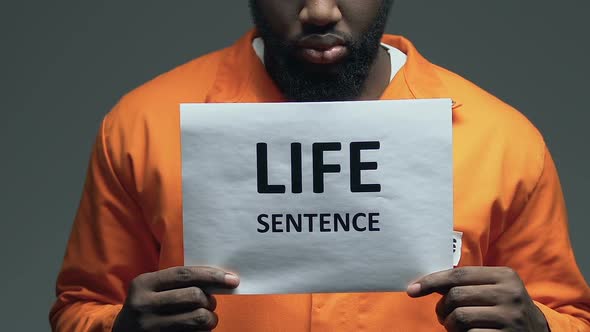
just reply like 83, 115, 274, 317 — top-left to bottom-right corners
112, 266, 240, 332
407, 267, 549, 332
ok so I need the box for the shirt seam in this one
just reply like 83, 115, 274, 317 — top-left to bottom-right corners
100, 112, 144, 214
496, 137, 547, 241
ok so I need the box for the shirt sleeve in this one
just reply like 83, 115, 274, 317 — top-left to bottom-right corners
487, 145, 590, 331
50, 106, 159, 332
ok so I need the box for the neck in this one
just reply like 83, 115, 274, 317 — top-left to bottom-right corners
358, 46, 391, 100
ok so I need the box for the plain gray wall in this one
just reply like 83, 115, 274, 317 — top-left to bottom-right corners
1, 1, 588, 330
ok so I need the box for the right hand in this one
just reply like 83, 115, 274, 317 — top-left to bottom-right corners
112, 266, 240, 332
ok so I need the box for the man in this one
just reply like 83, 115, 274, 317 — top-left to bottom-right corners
51, 0, 590, 331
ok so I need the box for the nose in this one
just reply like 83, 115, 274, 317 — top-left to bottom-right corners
299, 0, 343, 27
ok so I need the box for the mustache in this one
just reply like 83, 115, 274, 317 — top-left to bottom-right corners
297, 33, 347, 46
283, 30, 354, 50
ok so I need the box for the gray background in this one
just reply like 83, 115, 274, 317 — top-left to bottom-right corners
1, 1, 588, 330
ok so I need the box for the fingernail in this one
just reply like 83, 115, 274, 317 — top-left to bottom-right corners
224, 273, 240, 286
407, 283, 421, 296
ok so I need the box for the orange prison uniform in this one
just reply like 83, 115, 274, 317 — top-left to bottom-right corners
50, 30, 590, 331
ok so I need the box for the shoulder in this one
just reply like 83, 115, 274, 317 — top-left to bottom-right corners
433, 64, 547, 186
101, 46, 231, 134
438, 64, 545, 148
388, 33, 546, 160
118, 47, 227, 115
439, 64, 541, 139
97, 46, 232, 168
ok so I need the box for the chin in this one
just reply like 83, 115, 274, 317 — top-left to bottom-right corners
294, 57, 349, 75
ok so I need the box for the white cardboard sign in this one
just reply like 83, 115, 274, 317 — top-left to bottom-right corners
180, 99, 453, 294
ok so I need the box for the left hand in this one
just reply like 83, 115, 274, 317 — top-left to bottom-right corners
407, 267, 550, 332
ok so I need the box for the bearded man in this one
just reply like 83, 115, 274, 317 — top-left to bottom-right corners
51, 1, 590, 331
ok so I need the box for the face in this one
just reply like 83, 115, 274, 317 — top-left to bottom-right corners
250, 0, 394, 102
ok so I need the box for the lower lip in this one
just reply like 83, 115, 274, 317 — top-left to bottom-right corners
299, 45, 348, 64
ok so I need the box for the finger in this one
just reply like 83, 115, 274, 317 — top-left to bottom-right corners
443, 306, 505, 331
144, 308, 219, 331
435, 285, 500, 322
407, 267, 504, 297
142, 266, 240, 291
148, 287, 217, 313
208, 293, 217, 311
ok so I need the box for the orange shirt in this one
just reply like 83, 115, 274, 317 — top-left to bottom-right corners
50, 30, 590, 331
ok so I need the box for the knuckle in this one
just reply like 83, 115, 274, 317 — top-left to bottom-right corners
507, 308, 526, 326
190, 309, 217, 328
447, 287, 462, 302
153, 292, 169, 309
509, 289, 525, 305
192, 313, 208, 326
129, 274, 147, 292
488, 291, 500, 305
189, 287, 206, 304
450, 268, 466, 284
499, 284, 525, 305
175, 267, 194, 282
126, 298, 141, 311
128, 294, 152, 312
127, 293, 144, 309
514, 312, 526, 326
451, 307, 471, 327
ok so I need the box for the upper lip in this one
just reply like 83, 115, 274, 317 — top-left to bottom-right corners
296, 34, 346, 51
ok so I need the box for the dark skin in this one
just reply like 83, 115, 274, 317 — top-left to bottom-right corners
113, 266, 239, 331
407, 267, 550, 331
252, 0, 392, 101
112, 1, 550, 331
291, 0, 392, 100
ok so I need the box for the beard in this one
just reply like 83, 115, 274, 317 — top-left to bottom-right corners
249, 1, 394, 102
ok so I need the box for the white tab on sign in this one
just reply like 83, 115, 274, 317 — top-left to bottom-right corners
180, 99, 454, 295
453, 231, 463, 266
